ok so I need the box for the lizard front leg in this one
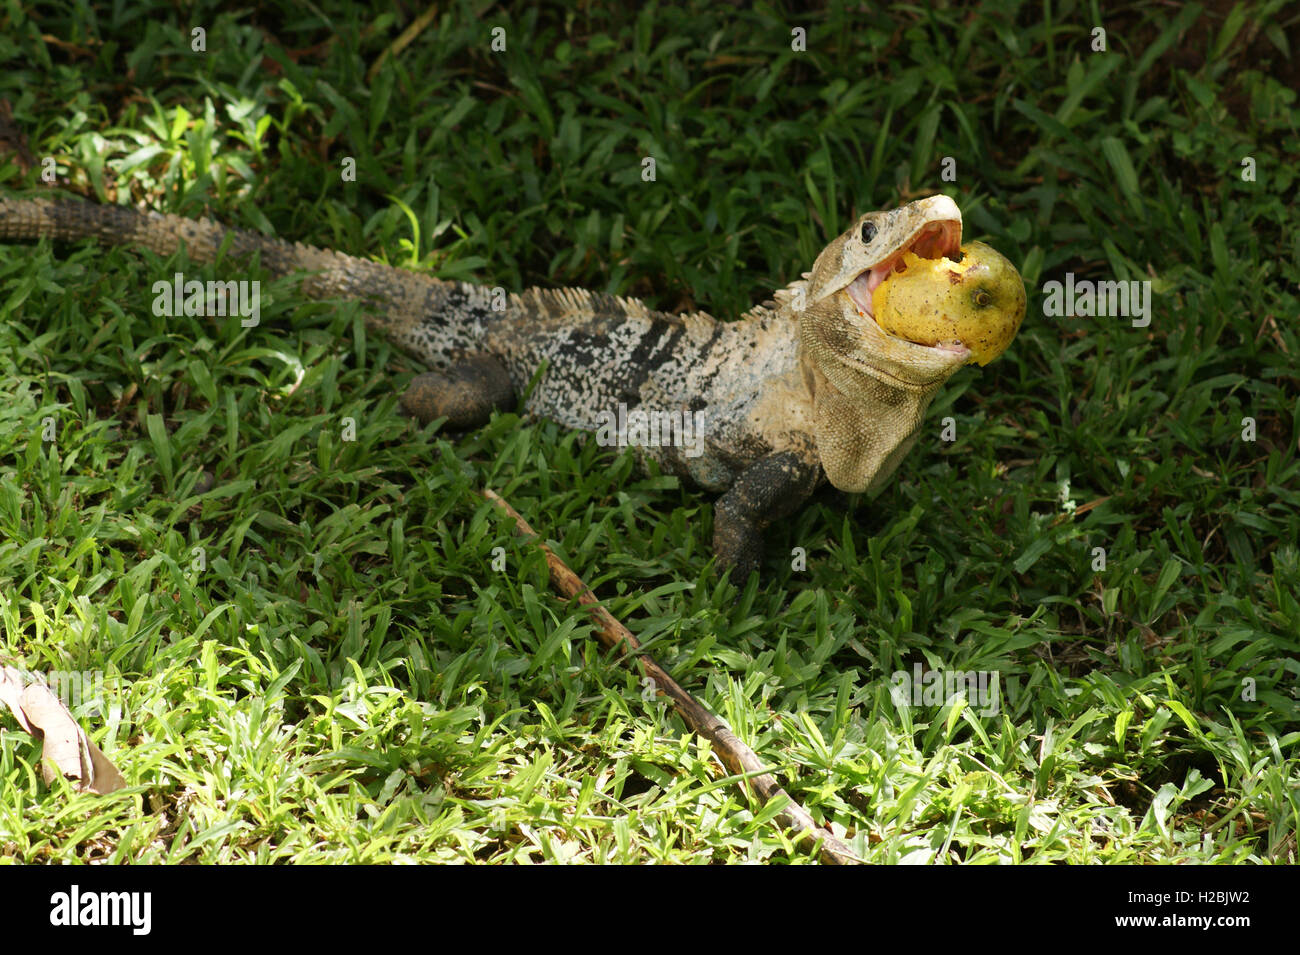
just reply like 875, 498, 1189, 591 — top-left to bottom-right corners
712, 451, 821, 580
400, 354, 515, 428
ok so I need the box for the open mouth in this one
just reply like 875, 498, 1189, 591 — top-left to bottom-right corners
844, 218, 962, 321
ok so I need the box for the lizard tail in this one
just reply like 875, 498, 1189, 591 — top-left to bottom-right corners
0, 197, 461, 339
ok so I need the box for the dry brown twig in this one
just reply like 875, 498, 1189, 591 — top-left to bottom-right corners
480, 488, 861, 865
367, 5, 442, 84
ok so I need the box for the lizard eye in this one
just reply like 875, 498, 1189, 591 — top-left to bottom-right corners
972, 289, 993, 308
860, 222, 877, 244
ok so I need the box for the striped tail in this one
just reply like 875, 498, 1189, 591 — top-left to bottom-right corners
0, 197, 451, 338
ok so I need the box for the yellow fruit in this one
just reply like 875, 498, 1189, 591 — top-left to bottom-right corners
870, 241, 1026, 366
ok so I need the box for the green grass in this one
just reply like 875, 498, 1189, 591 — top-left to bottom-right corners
0, 0, 1297, 863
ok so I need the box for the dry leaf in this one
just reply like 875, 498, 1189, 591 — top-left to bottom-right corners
0, 667, 125, 794
0, 666, 35, 733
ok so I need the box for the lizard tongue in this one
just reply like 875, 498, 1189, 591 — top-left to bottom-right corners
847, 263, 899, 317
846, 271, 875, 317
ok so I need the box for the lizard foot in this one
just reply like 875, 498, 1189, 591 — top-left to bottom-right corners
711, 451, 820, 582
400, 354, 515, 428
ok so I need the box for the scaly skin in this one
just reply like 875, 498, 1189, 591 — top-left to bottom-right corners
0, 193, 1024, 578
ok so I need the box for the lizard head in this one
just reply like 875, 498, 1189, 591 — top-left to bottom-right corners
798, 195, 1019, 493
803, 195, 964, 314
799, 195, 976, 401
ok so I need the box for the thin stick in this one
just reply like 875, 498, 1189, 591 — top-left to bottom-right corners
367, 5, 441, 84
481, 488, 861, 865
